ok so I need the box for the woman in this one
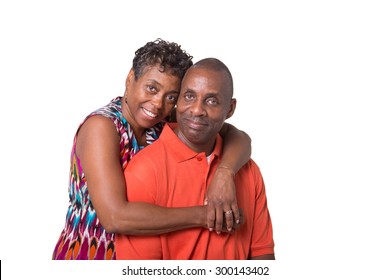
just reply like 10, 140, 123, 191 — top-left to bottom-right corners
52, 39, 251, 260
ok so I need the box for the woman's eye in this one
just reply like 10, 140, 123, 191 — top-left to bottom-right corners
147, 85, 157, 92
166, 95, 178, 103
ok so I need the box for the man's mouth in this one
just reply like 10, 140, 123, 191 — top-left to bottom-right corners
186, 119, 208, 130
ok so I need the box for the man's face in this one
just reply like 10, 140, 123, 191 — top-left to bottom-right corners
176, 67, 235, 153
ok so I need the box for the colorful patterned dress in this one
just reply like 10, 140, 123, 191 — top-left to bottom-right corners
52, 97, 163, 260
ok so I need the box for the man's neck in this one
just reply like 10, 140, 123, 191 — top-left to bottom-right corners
174, 127, 216, 156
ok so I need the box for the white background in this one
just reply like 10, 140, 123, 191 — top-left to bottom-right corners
1, 0, 389, 279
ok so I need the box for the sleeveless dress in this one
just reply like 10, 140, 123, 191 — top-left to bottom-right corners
52, 97, 163, 260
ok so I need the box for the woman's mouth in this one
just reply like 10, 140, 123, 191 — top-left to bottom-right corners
142, 107, 158, 118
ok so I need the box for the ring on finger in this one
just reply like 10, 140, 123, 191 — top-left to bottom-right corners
224, 210, 233, 216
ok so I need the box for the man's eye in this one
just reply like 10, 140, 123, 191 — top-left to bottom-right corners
185, 94, 194, 101
207, 98, 218, 105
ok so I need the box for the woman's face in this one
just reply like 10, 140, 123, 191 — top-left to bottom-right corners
124, 65, 181, 130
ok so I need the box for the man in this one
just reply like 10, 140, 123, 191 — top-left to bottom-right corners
116, 58, 275, 259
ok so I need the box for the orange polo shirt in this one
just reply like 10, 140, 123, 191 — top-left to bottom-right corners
116, 123, 274, 259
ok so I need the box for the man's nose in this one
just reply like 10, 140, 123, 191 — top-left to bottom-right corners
190, 100, 206, 116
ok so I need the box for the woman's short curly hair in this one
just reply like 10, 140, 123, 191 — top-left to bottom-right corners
132, 38, 193, 80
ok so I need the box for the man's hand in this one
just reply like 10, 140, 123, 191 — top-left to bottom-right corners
205, 167, 240, 233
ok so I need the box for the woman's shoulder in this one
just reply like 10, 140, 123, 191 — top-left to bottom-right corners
75, 97, 125, 135
77, 115, 119, 143
89, 96, 123, 120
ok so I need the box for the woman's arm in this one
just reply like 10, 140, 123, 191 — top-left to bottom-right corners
77, 116, 207, 235
206, 122, 252, 233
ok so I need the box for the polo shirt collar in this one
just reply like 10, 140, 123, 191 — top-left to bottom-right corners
162, 123, 223, 162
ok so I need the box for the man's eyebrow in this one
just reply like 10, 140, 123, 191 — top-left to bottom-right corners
182, 88, 196, 93
204, 92, 219, 96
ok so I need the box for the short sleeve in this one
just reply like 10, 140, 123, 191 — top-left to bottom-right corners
116, 150, 162, 260
249, 162, 275, 258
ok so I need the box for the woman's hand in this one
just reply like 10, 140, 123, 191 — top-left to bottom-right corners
205, 166, 240, 233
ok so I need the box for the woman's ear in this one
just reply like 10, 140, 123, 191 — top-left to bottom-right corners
125, 68, 135, 88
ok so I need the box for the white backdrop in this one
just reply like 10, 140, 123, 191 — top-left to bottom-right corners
1, 0, 389, 279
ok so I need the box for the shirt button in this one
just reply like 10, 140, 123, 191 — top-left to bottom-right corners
197, 156, 202, 161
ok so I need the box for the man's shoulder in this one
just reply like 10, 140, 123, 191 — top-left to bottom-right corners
134, 138, 167, 163
240, 158, 261, 173
124, 141, 167, 182
235, 159, 263, 183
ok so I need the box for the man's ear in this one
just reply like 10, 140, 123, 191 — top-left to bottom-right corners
226, 98, 237, 120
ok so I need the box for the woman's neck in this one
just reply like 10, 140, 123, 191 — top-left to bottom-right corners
121, 96, 147, 146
